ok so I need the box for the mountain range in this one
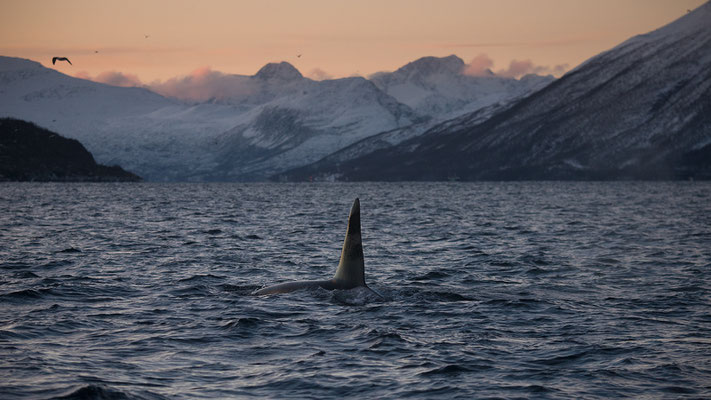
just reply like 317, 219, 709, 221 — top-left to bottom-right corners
284, 2, 711, 181
0, 54, 549, 181
3, 3, 708, 182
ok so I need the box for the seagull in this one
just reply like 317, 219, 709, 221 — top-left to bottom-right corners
52, 57, 72, 65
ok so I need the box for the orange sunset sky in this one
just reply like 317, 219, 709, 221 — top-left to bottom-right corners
0, 0, 705, 84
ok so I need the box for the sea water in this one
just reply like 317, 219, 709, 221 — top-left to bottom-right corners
1, 182, 710, 399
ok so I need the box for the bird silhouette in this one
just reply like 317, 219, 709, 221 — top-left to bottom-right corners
52, 57, 72, 65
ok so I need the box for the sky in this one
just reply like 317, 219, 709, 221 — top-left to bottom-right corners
0, 0, 705, 85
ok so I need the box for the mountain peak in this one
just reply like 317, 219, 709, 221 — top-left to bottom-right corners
396, 55, 465, 77
254, 62, 303, 81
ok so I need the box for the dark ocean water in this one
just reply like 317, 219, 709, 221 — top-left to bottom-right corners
1, 182, 710, 399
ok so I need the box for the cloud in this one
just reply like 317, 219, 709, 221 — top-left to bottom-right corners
74, 71, 143, 87
146, 66, 255, 102
462, 54, 495, 76
496, 59, 569, 78
550, 64, 569, 76
462, 53, 568, 78
74, 66, 256, 102
96, 71, 143, 87
307, 68, 333, 81
73, 71, 92, 80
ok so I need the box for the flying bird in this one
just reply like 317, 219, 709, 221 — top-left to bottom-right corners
297, 54, 302, 58
52, 57, 72, 65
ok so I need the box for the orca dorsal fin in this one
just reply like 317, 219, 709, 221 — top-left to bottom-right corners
333, 198, 366, 288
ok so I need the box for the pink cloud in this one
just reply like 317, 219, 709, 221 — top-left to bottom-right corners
95, 71, 143, 87
74, 66, 258, 102
147, 66, 254, 102
74, 71, 92, 80
496, 59, 569, 78
74, 71, 143, 87
498, 59, 537, 77
462, 54, 495, 76
463, 54, 568, 78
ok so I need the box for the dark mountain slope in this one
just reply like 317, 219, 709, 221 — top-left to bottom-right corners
286, 3, 711, 181
0, 118, 141, 181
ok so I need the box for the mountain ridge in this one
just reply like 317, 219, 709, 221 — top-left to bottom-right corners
0, 54, 554, 181
279, 2, 711, 181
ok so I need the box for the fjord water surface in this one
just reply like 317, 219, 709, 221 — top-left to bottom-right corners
1, 182, 710, 399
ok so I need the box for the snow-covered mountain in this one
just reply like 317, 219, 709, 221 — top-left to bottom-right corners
0, 57, 248, 180
0, 54, 554, 181
0, 57, 419, 180
370, 55, 552, 120
279, 101, 512, 181
287, 2, 711, 181
274, 55, 554, 179
204, 63, 418, 180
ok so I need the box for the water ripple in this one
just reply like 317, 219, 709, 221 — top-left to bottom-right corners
0, 182, 709, 399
